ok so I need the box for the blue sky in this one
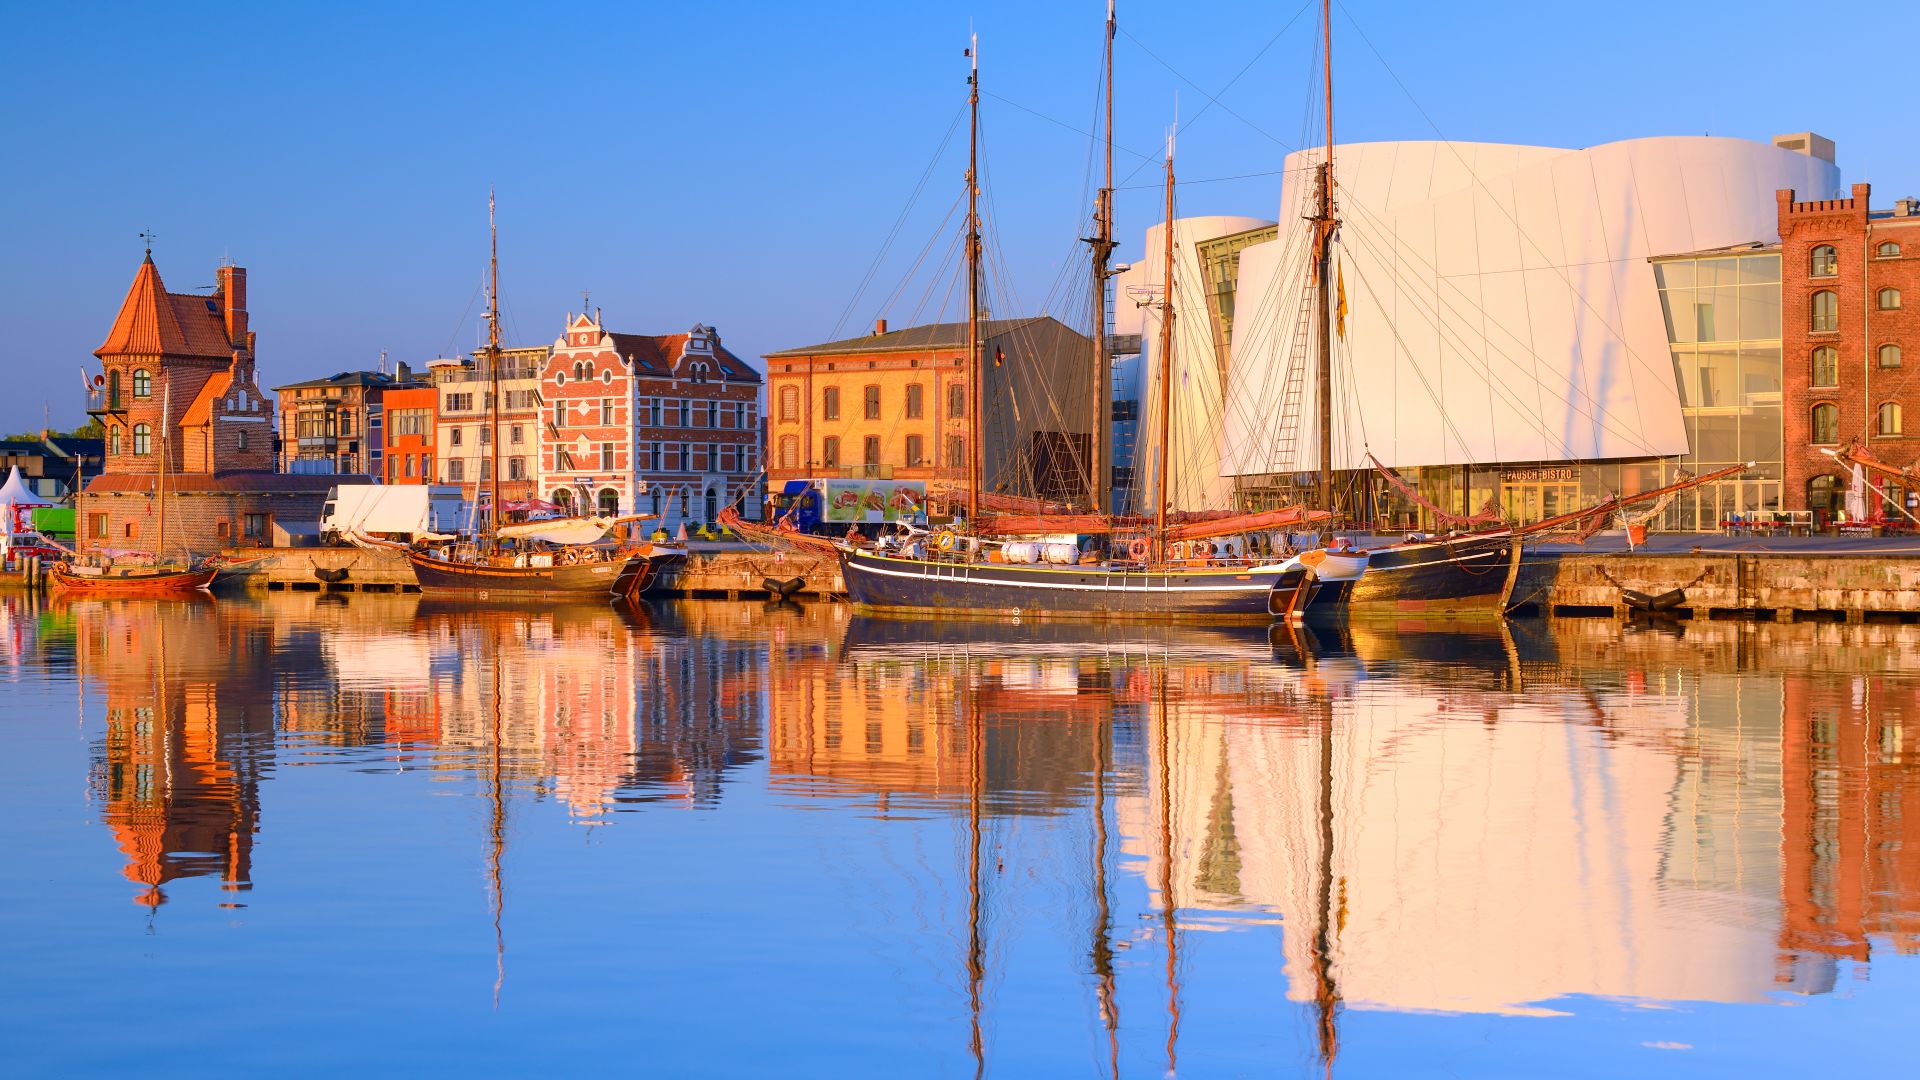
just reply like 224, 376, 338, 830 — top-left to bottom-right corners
2, 0, 1913, 436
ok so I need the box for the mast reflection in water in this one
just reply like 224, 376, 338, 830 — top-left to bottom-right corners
1, 593, 1915, 1075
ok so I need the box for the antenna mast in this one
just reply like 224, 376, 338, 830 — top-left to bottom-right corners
1085, 0, 1116, 514
966, 35, 983, 527
1313, 0, 1338, 518
1151, 123, 1176, 563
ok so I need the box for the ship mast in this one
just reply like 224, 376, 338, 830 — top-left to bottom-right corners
966, 37, 983, 527
1151, 124, 1176, 562
1312, 0, 1338, 518
485, 190, 503, 552
1085, 0, 1116, 514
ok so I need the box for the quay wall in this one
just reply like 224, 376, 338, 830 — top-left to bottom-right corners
1513, 552, 1920, 620
237, 547, 845, 597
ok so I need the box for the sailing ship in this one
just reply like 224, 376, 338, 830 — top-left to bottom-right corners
50, 383, 215, 596
832, 19, 1366, 623
403, 194, 683, 601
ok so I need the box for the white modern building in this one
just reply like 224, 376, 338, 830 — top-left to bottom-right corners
1123, 135, 1842, 528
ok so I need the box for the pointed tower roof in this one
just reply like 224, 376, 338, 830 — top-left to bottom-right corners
96, 253, 234, 361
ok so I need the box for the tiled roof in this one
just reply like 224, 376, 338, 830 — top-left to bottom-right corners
179, 371, 233, 427
83, 472, 349, 494
604, 331, 762, 383
764, 317, 1058, 358
96, 254, 236, 361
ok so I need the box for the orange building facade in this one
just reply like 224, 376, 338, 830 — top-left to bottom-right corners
381, 385, 438, 484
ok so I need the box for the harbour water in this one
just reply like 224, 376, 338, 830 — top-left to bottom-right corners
1, 594, 1913, 1076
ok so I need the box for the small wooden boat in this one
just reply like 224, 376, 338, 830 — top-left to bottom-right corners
49, 561, 216, 596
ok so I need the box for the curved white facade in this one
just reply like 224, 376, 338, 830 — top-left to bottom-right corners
1219, 136, 1841, 475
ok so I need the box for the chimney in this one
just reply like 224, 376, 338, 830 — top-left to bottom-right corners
873, 318, 888, 336
397, 361, 413, 383
1772, 132, 1836, 163
218, 265, 249, 350
1898, 197, 1920, 218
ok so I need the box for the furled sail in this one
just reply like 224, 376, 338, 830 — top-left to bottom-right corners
494, 513, 651, 546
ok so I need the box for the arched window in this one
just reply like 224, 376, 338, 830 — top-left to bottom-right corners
1811, 402, 1839, 445
107, 370, 121, 409
597, 488, 619, 515
573, 361, 589, 381
947, 383, 966, 419
1878, 241, 1902, 259
1879, 403, 1904, 436
1808, 474, 1840, 518
1811, 345, 1839, 386
553, 488, 575, 513
132, 423, 151, 455
1810, 244, 1838, 277
778, 434, 798, 469
1878, 287, 1902, 311
1880, 344, 1904, 369
822, 386, 840, 420
690, 362, 708, 385
132, 369, 152, 398
778, 385, 799, 421
1811, 290, 1839, 332
109, 426, 121, 456
906, 383, 924, 419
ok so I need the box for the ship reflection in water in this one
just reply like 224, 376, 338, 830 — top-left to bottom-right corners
2, 594, 1915, 1074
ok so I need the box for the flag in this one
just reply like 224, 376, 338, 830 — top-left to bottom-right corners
993, 345, 1006, 367
1335, 260, 1349, 340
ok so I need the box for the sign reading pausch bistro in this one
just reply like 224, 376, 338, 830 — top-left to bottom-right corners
821, 480, 928, 524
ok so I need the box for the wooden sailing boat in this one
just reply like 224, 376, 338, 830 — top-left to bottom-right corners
405, 194, 681, 601
837, 21, 1365, 623
52, 382, 215, 596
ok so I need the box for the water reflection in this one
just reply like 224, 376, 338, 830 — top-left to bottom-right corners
3, 592, 1917, 1072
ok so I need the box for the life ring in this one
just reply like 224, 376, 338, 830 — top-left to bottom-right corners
937, 531, 957, 552
1126, 537, 1151, 561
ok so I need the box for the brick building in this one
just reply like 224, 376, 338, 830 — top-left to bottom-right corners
538, 314, 762, 530
79, 253, 331, 553
1780, 183, 1920, 519
763, 317, 1096, 511
273, 365, 425, 477
380, 384, 437, 484
429, 345, 547, 505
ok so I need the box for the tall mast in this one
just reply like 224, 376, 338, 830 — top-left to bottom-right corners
1313, 0, 1338, 517
486, 189, 503, 551
966, 36, 983, 526
1085, 0, 1116, 514
1151, 124, 1176, 562
157, 381, 170, 560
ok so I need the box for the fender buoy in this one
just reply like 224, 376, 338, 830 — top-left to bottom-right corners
1126, 537, 1151, 561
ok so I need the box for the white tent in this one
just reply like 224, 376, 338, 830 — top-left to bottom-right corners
0, 466, 43, 510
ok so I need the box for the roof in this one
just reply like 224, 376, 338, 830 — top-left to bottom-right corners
270, 369, 423, 393
764, 316, 1066, 358
1649, 240, 1780, 261
604, 331, 761, 382
83, 472, 350, 495
179, 371, 232, 428
43, 436, 105, 458
96, 253, 236, 361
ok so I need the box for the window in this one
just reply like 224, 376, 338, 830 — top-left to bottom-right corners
243, 513, 267, 540
574, 360, 590, 381
946, 435, 965, 468
601, 369, 613, 386
669, 399, 687, 426
643, 442, 660, 470
863, 435, 880, 466
1879, 402, 1904, 436
90, 513, 107, 539
906, 434, 924, 467
422, 454, 432, 478
107, 370, 121, 409
511, 424, 523, 444
599, 488, 618, 515
339, 413, 353, 437
237, 429, 248, 452
1812, 346, 1839, 386
554, 400, 567, 429
906, 383, 923, 419
822, 436, 840, 468
403, 454, 415, 478
133, 369, 152, 398
217, 520, 230, 540
779, 435, 798, 469
132, 423, 151, 455
601, 398, 615, 425
1811, 290, 1839, 332
447, 393, 473, 412
554, 370, 567, 387
1810, 244, 1838, 278
1808, 474, 1840, 518
1881, 344, 1904, 369
779, 385, 799, 421
863, 385, 880, 420
649, 491, 662, 516
823, 387, 840, 420
1811, 402, 1840, 445
507, 457, 525, 481
1879, 288, 1902, 311
448, 458, 464, 482
450, 427, 463, 446
124, 522, 137, 540
948, 383, 966, 418
1878, 241, 1902, 259
479, 459, 491, 481
109, 427, 121, 456
601, 443, 614, 470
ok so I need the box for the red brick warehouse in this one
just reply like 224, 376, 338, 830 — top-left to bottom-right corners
1779, 183, 1920, 519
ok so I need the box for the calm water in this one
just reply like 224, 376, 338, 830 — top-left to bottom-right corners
1, 594, 1914, 1077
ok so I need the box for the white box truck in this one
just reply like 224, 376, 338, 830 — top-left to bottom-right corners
320, 485, 466, 545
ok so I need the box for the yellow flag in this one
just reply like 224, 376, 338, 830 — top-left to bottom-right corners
1335, 260, 1349, 340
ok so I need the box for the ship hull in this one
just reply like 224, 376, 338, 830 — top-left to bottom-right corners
1316, 534, 1516, 614
49, 564, 216, 597
839, 550, 1311, 623
406, 550, 638, 599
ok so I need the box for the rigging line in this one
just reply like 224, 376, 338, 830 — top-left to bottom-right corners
1330, 1, 1686, 413
1110, 1, 1316, 190
983, 90, 1159, 165
440, 278, 485, 361
1115, 165, 1315, 191
876, 186, 968, 323
832, 107, 968, 341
